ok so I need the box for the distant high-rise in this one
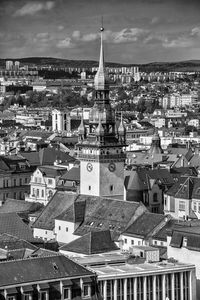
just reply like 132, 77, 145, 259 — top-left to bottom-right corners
14, 61, 20, 71
6, 60, 13, 71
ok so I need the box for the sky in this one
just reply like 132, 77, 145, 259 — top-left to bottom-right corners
0, 0, 200, 63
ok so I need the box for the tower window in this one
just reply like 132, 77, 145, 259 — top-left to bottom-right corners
110, 185, 113, 191
89, 185, 91, 191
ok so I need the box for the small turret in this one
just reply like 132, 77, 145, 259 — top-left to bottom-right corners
118, 112, 126, 143
78, 111, 86, 141
96, 116, 104, 142
149, 131, 163, 155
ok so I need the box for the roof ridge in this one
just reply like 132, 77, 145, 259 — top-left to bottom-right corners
0, 252, 62, 264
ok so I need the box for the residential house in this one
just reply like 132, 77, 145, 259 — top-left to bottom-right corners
120, 212, 171, 250
0, 155, 33, 204
124, 168, 174, 213
164, 176, 200, 219
25, 165, 67, 205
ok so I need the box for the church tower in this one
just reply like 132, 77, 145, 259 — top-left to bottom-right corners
77, 26, 126, 198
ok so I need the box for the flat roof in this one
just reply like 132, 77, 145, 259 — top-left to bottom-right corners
91, 261, 195, 279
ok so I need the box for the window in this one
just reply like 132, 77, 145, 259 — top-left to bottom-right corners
7, 297, 16, 300
19, 178, 22, 186
66, 227, 68, 232
179, 200, 185, 211
37, 189, 39, 197
23, 294, 32, 300
124, 238, 127, 244
153, 193, 158, 202
42, 190, 44, 198
40, 291, 47, 300
63, 288, 70, 300
193, 202, 197, 211
131, 240, 134, 245
198, 203, 200, 214
48, 179, 53, 185
110, 185, 113, 192
13, 179, 16, 186
88, 186, 91, 191
138, 241, 141, 245
13, 192, 16, 199
25, 178, 28, 184
32, 188, 35, 197
59, 226, 61, 230
154, 240, 157, 245
83, 285, 90, 297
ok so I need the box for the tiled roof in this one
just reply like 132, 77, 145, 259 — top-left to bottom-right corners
123, 212, 166, 238
55, 200, 85, 223
0, 254, 94, 287
32, 191, 78, 230
61, 167, 80, 182
0, 213, 35, 242
170, 226, 200, 251
20, 148, 75, 166
73, 195, 146, 240
60, 230, 119, 255
125, 168, 174, 191
0, 233, 37, 251
152, 219, 181, 241
166, 176, 200, 199
0, 199, 43, 214
38, 166, 67, 178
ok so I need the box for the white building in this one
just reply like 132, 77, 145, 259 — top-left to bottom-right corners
52, 109, 70, 132
25, 165, 67, 205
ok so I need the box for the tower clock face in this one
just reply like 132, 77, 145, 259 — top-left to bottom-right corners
87, 162, 93, 172
108, 162, 116, 172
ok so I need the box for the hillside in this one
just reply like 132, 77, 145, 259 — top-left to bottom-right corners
0, 57, 200, 72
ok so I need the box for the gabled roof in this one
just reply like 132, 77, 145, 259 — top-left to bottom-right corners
122, 212, 166, 238
73, 195, 146, 240
32, 191, 78, 230
60, 230, 119, 255
0, 213, 35, 242
125, 168, 174, 191
0, 254, 94, 287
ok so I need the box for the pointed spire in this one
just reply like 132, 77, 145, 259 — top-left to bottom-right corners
96, 114, 104, 136
78, 109, 85, 135
94, 20, 108, 90
118, 111, 125, 135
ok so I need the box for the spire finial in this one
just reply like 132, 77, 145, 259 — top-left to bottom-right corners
94, 17, 108, 90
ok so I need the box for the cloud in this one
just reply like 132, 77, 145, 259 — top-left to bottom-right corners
191, 27, 200, 36
70, 28, 148, 44
112, 28, 148, 43
13, 1, 55, 17
57, 37, 74, 48
162, 37, 193, 48
58, 25, 64, 31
